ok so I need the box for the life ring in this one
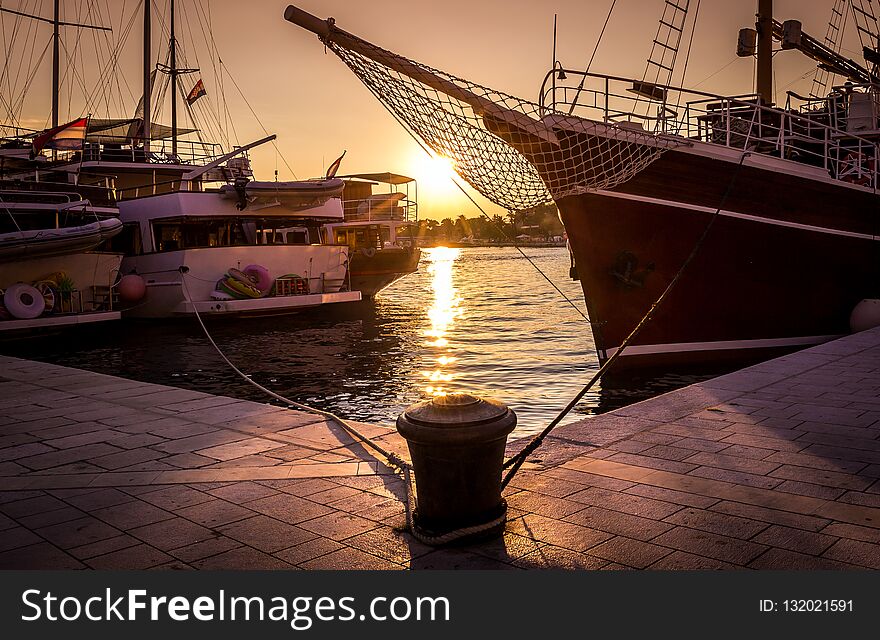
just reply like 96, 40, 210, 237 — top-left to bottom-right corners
216, 279, 245, 299
4, 283, 46, 319
361, 247, 377, 258
32, 280, 59, 314
223, 275, 263, 298
243, 264, 272, 294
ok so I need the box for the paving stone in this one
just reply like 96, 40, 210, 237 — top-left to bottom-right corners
648, 550, 738, 570
91, 501, 175, 530
505, 491, 586, 519
688, 466, 783, 490
85, 543, 174, 569
410, 548, 518, 570
587, 536, 673, 569
175, 499, 255, 528
769, 465, 873, 491
193, 546, 294, 569
298, 547, 401, 570
709, 501, 830, 532
749, 548, 861, 570
0, 542, 84, 569
18, 443, 124, 471
299, 511, 379, 542
244, 494, 335, 525
0, 494, 68, 518
514, 544, 609, 569
652, 527, 768, 565
0, 525, 42, 552
821, 538, 880, 569
275, 537, 346, 565
137, 485, 214, 511
64, 488, 135, 511
208, 481, 279, 503
774, 480, 846, 500
820, 522, 880, 544
624, 484, 720, 509
129, 517, 216, 551
508, 513, 614, 552
68, 534, 142, 560
219, 515, 317, 552
169, 536, 242, 563
752, 525, 838, 556
567, 486, 682, 519
18, 506, 87, 529
662, 508, 769, 540
36, 516, 122, 549
197, 437, 286, 461
564, 505, 674, 542
89, 448, 166, 471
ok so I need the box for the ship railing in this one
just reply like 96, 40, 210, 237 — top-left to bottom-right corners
341, 196, 418, 222
79, 138, 224, 166
539, 69, 879, 189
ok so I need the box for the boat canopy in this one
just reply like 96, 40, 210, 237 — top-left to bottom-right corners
87, 119, 198, 144
339, 172, 414, 185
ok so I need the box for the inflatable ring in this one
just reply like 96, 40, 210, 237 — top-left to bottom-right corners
4, 283, 46, 319
224, 275, 263, 299
33, 280, 59, 314
216, 279, 246, 299
243, 264, 272, 294
210, 290, 234, 301
361, 247, 377, 258
228, 267, 258, 287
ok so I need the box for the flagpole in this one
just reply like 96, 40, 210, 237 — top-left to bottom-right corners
52, 0, 59, 160
171, 0, 177, 159
143, 0, 151, 157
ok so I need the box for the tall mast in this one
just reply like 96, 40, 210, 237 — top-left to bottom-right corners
170, 0, 177, 157
143, 0, 151, 155
756, 0, 773, 103
52, 0, 60, 132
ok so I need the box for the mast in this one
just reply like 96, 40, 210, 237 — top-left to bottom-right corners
756, 0, 773, 104
52, 0, 60, 132
170, 0, 178, 158
143, 0, 151, 155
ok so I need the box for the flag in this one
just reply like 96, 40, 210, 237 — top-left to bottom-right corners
325, 150, 346, 178
185, 79, 207, 105
31, 117, 88, 158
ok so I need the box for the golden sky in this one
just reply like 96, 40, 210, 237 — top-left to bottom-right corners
3, 0, 868, 219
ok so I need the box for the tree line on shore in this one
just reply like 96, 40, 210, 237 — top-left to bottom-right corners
415, 203, 564, 242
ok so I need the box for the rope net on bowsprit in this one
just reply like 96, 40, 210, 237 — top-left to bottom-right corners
324, 32, 682, 212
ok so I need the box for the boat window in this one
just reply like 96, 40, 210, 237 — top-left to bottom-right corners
285, 229, 309, 244
153, 219, 250, 252
109, 222, 143, 255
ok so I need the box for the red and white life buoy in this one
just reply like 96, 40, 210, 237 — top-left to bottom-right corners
839, 152, 875, 186
4, 283, 46, 319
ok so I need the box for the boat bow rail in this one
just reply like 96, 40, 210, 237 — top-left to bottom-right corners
283, 5, 683, 211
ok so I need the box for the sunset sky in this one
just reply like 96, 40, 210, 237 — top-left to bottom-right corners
3, 0, 869, 218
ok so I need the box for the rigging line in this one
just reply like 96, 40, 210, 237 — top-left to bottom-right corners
673, 0, 700, 116
10, 40, 52, 126
691, 56, 739, 89
221, 64, 298, 180
567, 0, 617, 115
11, 0, 42, 124
500, 151, 751, 489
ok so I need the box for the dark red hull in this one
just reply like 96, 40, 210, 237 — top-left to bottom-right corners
558, 148, 880, 368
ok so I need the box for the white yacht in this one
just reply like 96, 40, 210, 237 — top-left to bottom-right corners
116, 151, 360, 318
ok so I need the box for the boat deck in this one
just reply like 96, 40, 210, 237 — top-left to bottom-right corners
0, 326, 878, 569
0, 312, 121, 333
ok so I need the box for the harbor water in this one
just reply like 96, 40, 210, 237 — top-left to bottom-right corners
0, 246, 732, 437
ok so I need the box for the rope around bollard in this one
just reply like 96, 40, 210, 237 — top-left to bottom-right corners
179, 275, 503, 546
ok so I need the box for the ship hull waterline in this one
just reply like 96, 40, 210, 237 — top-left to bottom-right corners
557, 147, 879, 370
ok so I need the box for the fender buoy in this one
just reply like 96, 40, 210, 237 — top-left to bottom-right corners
32, 280, 59, 314
4, 283, 46, 319
361, 247, 377, 258
118, 274, 147, 302
243, 264, 272, 294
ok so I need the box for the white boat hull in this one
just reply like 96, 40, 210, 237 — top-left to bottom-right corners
121, 245, 355, 317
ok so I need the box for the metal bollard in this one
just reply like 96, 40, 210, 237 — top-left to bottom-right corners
396, 393, 516, 545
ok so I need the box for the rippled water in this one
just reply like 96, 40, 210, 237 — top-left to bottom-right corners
1, 247, 734, 437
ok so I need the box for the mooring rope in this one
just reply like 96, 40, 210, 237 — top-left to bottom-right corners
500, 151, 751, 488
179, 275, 501, 545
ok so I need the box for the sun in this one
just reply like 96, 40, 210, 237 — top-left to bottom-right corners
411, 153, 457, 191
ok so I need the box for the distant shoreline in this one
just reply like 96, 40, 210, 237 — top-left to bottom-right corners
417, 241, 567, 249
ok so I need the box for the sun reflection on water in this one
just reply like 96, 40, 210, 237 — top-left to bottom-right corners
421, 246, 462, 396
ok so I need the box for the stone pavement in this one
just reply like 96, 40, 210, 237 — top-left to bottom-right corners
0, 326, 879, 569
